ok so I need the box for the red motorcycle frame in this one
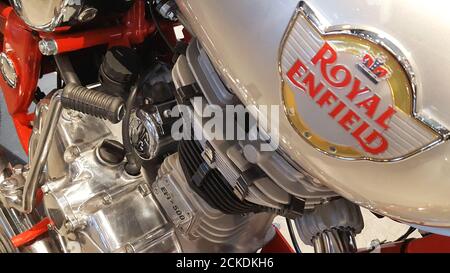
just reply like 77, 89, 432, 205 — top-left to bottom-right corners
0, 0, 448, 254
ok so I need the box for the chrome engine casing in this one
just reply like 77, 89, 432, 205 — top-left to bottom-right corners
42, 147, 181, 253
22, 89, 275, 253
154, 154, 275, 252
38, 107, 181, 253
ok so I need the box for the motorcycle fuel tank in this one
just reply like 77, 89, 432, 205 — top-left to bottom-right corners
177, 0, 450, 227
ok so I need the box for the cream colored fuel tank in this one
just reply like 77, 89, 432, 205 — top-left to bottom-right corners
177, 0, 450, 228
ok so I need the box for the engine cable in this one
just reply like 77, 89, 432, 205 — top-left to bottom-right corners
286, 218, 302, 253
122, 84, 142, 175
147, 0, 175, 54
394, 227, 417, 242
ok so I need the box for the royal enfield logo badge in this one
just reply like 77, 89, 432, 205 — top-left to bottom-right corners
280, 1, 446, 161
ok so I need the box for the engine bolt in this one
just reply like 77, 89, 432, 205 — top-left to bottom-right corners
78, 7, 98, 23
41, 184, 50, 194
370, 239, 381, 252
102, 194, 113, 205
166, 11, 176, 21
163, 109, 171, 118
38, 39, 59, 56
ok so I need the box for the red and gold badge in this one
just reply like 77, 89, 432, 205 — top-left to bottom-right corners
280, 1, 444, 161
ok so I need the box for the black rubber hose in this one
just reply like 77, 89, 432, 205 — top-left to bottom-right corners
61, 83, 125, 124
395, 227, 416, 242
286, 218, 302, 253
122, 85, 141, 175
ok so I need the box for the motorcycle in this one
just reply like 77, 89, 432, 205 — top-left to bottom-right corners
0, 0, 449, 253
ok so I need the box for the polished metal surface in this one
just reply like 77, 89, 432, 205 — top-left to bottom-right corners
10, 0, 85, 32
0, 219, 16, 253
312, 228, 358, 253
0, 150, 59, 253
23, 92, 62, 214
156, 0, 177, 21
0, 156, 17, 253
0, 205, 59, 253
41, 105, 181, 253
38, 139, 275, 253
129, 109, 162, 161
39, 39, 59, 56
0, 83, 184, 252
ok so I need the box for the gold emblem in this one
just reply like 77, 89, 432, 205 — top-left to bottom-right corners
280, 1, 444, 161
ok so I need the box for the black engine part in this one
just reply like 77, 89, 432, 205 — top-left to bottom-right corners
178, 139, 265, 215
98, 139, 126, 165
99, 46, 140, 99
61, 83, 125, 124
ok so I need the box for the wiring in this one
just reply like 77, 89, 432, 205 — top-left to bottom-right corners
147, 0, 176, 54
122, 84, 143, 175
286, 218, 302, 253
394, 227, 417, 242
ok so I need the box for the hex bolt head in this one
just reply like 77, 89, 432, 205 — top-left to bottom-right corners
38, 39, 59, 56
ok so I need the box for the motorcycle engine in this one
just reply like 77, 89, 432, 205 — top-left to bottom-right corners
37, 109, 273, 253
12, 44, 277, 253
